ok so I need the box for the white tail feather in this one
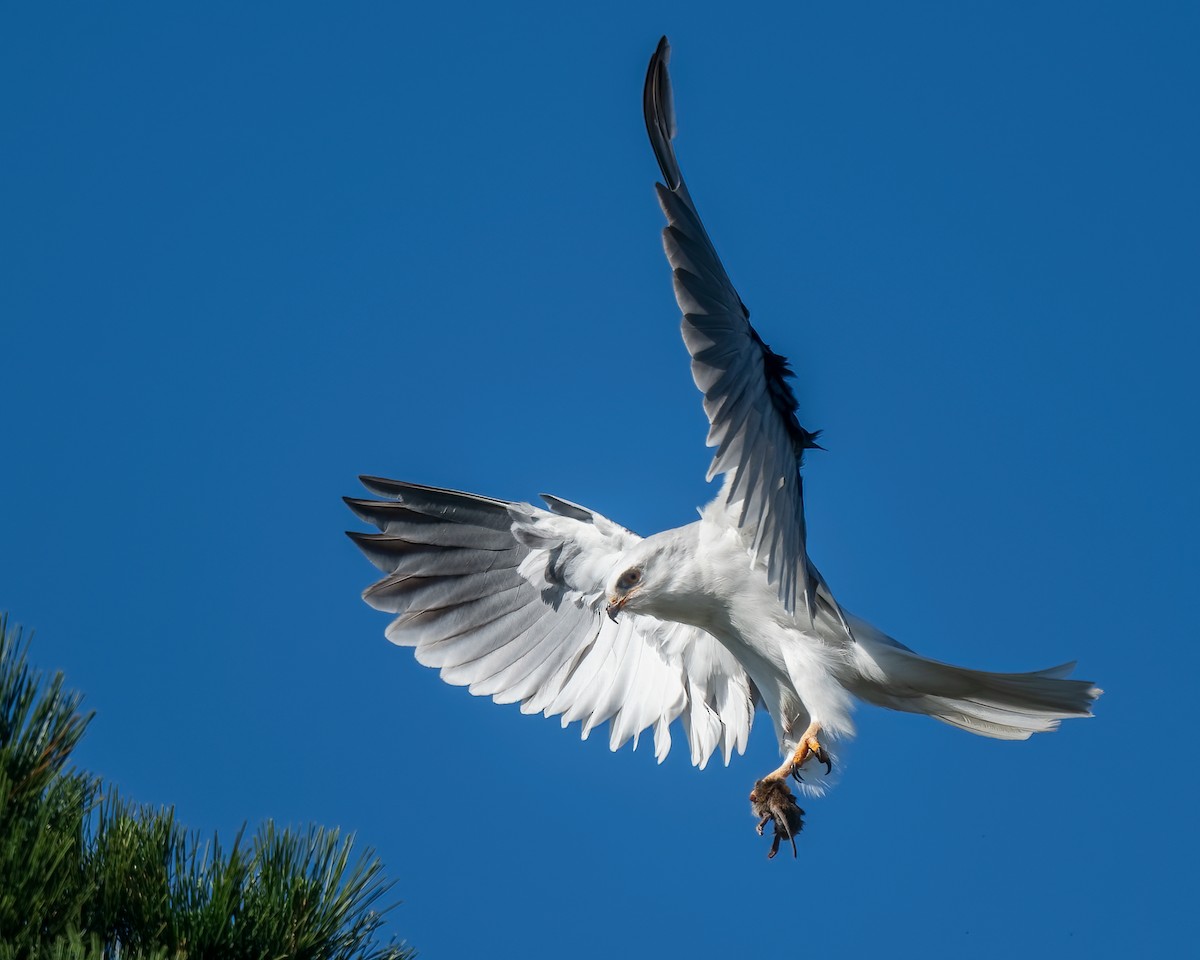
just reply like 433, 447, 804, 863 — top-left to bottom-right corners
847, 617, 1102, 741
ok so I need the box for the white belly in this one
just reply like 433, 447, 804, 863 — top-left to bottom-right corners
692, 514, 856, 751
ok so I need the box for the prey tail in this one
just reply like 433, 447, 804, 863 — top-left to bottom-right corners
847, 617, 1102, 740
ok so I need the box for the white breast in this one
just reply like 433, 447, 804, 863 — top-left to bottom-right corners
693, 504, 857, 751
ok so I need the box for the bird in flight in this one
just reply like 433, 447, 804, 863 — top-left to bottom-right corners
346, 37, 1100, 858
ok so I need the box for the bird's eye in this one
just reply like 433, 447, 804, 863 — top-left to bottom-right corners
617, 568, 642, 591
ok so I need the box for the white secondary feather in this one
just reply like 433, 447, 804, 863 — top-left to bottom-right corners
347, 37, 1099, 793
347, 478, 755, 769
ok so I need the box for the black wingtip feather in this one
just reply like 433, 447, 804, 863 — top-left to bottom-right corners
344, 496, 385, 529
644, 36, 682, 190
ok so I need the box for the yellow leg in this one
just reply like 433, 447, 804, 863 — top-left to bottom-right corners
765, 721, 831, 782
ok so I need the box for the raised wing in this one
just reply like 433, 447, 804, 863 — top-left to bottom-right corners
346, 477, 755, 768
645, 37, 835, 626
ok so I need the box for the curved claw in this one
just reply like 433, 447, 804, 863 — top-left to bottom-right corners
816, 747, 833, 777
789, 745, 832, 781
767, 724, 833, 784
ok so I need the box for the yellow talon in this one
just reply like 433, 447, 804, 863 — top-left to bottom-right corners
765, 722, 832, 782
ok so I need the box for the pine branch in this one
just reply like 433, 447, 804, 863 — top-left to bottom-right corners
0, 616, 416, 959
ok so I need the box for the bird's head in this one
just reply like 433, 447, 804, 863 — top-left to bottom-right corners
604, 532, 699, 623
605, 556, 649, 622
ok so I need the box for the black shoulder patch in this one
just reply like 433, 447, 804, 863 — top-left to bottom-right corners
746, 324, 822, 462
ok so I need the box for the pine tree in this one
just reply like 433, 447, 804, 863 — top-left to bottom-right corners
0, 615, 415, 959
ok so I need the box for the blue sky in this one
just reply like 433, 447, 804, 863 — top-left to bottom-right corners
2, 2, 1198, 956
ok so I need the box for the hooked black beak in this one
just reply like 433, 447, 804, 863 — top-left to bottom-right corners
606, 598, 624, 622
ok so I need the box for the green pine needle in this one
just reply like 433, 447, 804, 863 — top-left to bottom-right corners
0, 615, 416, 959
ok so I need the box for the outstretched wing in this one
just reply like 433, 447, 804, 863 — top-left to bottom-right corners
645, 37, 834, 625
346, 477, 755, 768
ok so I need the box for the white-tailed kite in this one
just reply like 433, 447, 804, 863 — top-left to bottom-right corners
347, 37, 1100, 858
